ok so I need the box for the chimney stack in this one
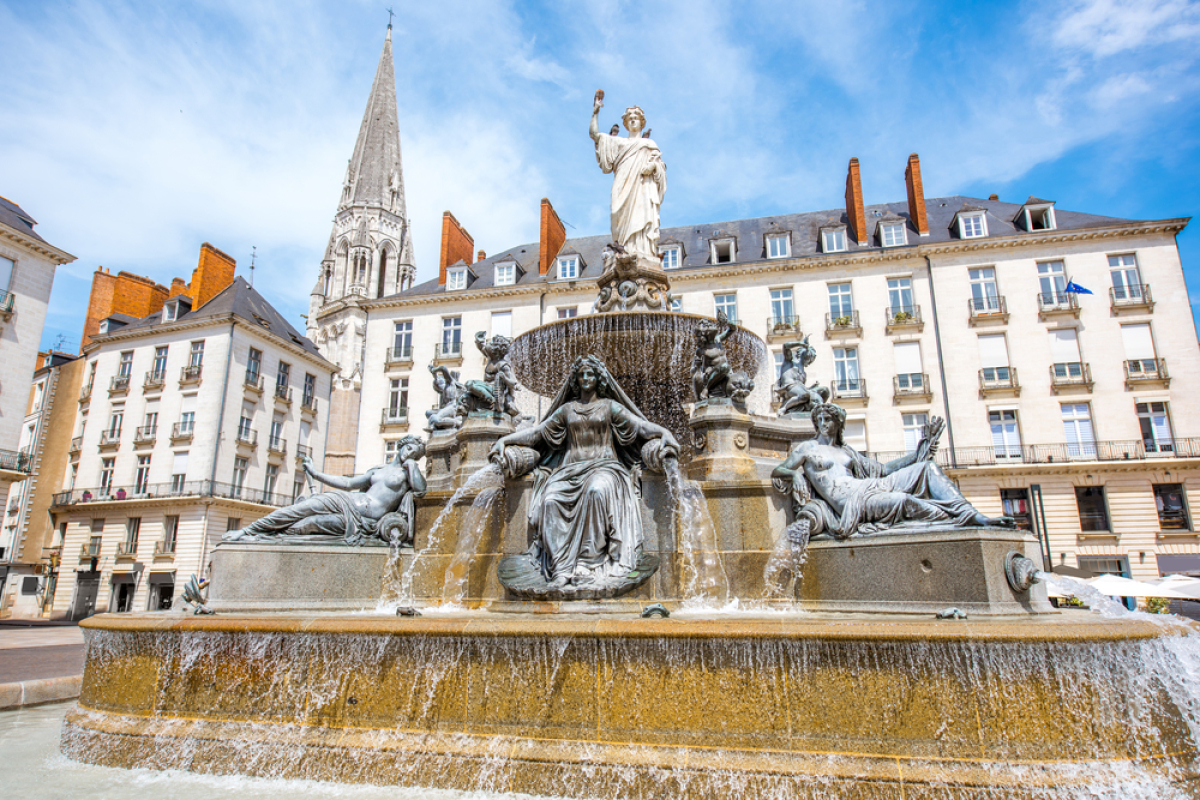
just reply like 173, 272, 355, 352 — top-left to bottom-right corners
438, 211, 474, 285
845, 158, 867, 246
477, 250, 486, 262
81, 268, 171, 348
188, 243, 236, 309
539, 198, 566, 276
904, 153, 929, 237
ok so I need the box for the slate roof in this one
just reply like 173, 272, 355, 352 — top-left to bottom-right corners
110, 277, 326, 359
0, 196, 46, 244
393, 195, 1133, 300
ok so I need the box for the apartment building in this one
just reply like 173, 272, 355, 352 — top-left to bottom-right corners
333, 154, 1199, 582
50, 247, 335, 618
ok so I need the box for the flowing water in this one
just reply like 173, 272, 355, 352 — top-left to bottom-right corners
664, 460, 730, 606
441, 485, 504, 606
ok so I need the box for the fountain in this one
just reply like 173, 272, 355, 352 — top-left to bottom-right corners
59, 92, 1200, 798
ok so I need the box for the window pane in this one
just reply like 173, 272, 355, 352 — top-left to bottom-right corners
1075, 486, 1109, 531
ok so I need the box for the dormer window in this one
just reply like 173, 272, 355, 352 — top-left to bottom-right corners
1026, 205, 1056, 231
98, 319, 111, 334
710, 238, 736, 264
557, 256, 579, 280
494, 262, 516, 286
959, 212, 987, 239
446, 267, 468, 291
659, 245, 681, 269
765, 233, 790, 259
880, 222, 907, 248
821, 228, 847, 253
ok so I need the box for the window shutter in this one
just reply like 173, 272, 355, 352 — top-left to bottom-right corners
977, 335, 1009, 368
1120, 324, 1155, 360
893, 342, 922, 374
1049, 329, 1081, 363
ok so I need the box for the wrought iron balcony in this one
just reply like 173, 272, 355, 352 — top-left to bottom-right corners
1050, 362, 1093, 392
295, 444, 311, 462
301, 394, 318, 414
236, 428, 258, 447
69, 436, 82, 454
99, 429, 122, 448
79, 383, 93, 403
381, 407, 409, 426
1037, 291, 1080, 319
244, 373, 264, 393
832, 378, 867, 400
79, 542, 101, 559
968, 296, 1008, 324
116, 541, 138, 558
133, 426, 157, 444
0, 289, 15, 315
892, 372, 931, 400
885, 305, 923, 333
55, 480, 294, 508
109, 374, 131, 394
1125, 358, 1169, 387
978, 367, 1019, 395
267, 436, 287, 456
867, 437, 1200, 469
434, 342, 463, 362
825, 310, 861, 337
143, 370, 166, 390
274, 385, 292, 404
171, 421, 194, 441
1110, 283, 1154, 312
180, 364, 203, 384
154, 540, 176, 556
386, 346, 414, 366
766, 316, 802, 340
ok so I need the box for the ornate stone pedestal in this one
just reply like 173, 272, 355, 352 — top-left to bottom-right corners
454, 413, 514, 485
424, 428, 459, 493
208, 542, 389, 612
594, 253, 671, 313
687, 399, 756, 481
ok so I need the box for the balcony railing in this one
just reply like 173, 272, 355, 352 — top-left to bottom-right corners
295, 444, 311, 462
0, 289, 15, 314
381, 407, 409, 425
1125, 358, 1168, 384
832, 379, 867, 400
133, 426, 157, 444
765, 316, 802, 339
79, 383, 93, 403
79, 542, 101, 559
274, 385, 293, 404
1050, 362, 1093, 391
979, 367, 1019, 394
236, 428, 258, 447
180, 364, 203, 384
825, 310, 861, 336
386, 346, 414, 366
434, 342, 463, 361
116, 541, 138, 558
154, 540, 176, 556
1110, 284, 1153, 311
143, 370, 166, 390
267, 436, 287, 455
893, 373, 930, 398
54, 480, 296, 508
109, 375, 131, 393
69, 436, 83, 454
171, 421, 194, 441
885, 305, 922, 332
866, 437, 1200, 469
244, 373, 264, 392
968, 296, 1008, 323
0, 449, 31, 474
301, 394, 317, 414
99, 429, 121, 447
1037, 291, 1079, 317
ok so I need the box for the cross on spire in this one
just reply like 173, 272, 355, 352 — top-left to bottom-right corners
386, 6, 394, 28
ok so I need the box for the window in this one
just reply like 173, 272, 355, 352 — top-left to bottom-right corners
660, 245, 681, 269
0, 255, 12, 291
389, 377, 409, 414
1049, 329, 1083, 378
978, 334, 1010, 382
843, 419, 868, 451
232, 457, 248, 497
557, 256, 579, 280
770, 289, 794, 323
125, 517, 141, 551
887, 278, 913, 314
178, 411, 195, 435
494, 262, 515, 286
492, 311, 513, 337
902, 413, 928, 452
773, 351, 785, 379
1137, 402, 1174, 453
171, 451, 188, 492
118, 351, 133, 377
968, 268, 1000, 313
1075, 486, 1109, 532
833, 347, 860, 393
1121, 323, 1158, 373
1026, 205, 1056, 231
189, 341, 204, 367
303, 373, 316, 407
152, 346, 168, 378
226, 517, 241, 532
1108, 254, 1142, 301
557, 307, 578, 319
238, 415, 253, 441
1000, 489, 1033, 531
446, 268, 467, 291
100, 458, 115, 494
766, 233, 790, 259
264, 463, 279, 497
246, 348, 261, 383
142, 410, 158, 437
959, 212, 987, 239
670, 297, 682, 312
163, 300, 178, 322
881, 223, 907, 247
1061, 403, 1096, 457
893, 342, 923, 388
276, 361, 290, 392
828, 283, 853, 317
989, 410, 1022, 459
163, 515, 179, 552
1038, 261, 1066, 304
711, 239, 735, 264
385, 439, 402, 463
713, 293, 738, 323
269, 417, 284, 449
135, 455, 151, 493
442, 317, 462, 352
822, 229, 847, 254
1154, 484, 1190, 530
108, 410, 123, 438
292, 475, 305, 502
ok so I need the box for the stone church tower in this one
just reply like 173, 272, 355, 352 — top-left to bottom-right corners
309, 24, 415, 474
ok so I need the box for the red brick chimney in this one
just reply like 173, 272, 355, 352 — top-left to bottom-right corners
845, 158, 867, 246
438, 211, 474, 285
81, 267, 170, 347
904, 153, 929, 236
188, 243, 236, 309
539, 198, 566, 276
477, 250, 486, 262
168, 277, 189, 298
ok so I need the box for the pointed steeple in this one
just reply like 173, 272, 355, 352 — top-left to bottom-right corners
343, 26, 407, 216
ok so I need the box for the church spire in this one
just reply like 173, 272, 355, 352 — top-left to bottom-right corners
342, 25, 407, 217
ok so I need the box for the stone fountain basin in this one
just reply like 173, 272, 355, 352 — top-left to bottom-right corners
63, 612, 1200, 798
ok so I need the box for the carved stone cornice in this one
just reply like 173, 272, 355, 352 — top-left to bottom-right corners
0, 227, 76, 264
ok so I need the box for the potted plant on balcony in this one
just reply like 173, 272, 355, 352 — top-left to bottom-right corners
892, 310, 912, 324
834, 315, 852, 327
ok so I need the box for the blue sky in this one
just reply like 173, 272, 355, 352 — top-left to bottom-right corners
3, 0, 1200, 352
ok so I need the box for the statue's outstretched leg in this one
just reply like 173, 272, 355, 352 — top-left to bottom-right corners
227, 497, 334, 540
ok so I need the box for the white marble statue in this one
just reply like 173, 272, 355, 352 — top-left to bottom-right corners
590, 90, 667, 263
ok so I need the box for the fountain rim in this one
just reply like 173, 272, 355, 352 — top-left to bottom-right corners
81, 611, 1178, 644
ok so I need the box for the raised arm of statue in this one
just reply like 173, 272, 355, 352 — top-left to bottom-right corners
304, 456, 373, 492
589, 89, 604, 142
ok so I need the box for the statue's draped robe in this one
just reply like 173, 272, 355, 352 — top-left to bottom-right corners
528, 400, 644, 581
234, 491, 382, 544
776, 446, 976, 538
594, 134, 666, 261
